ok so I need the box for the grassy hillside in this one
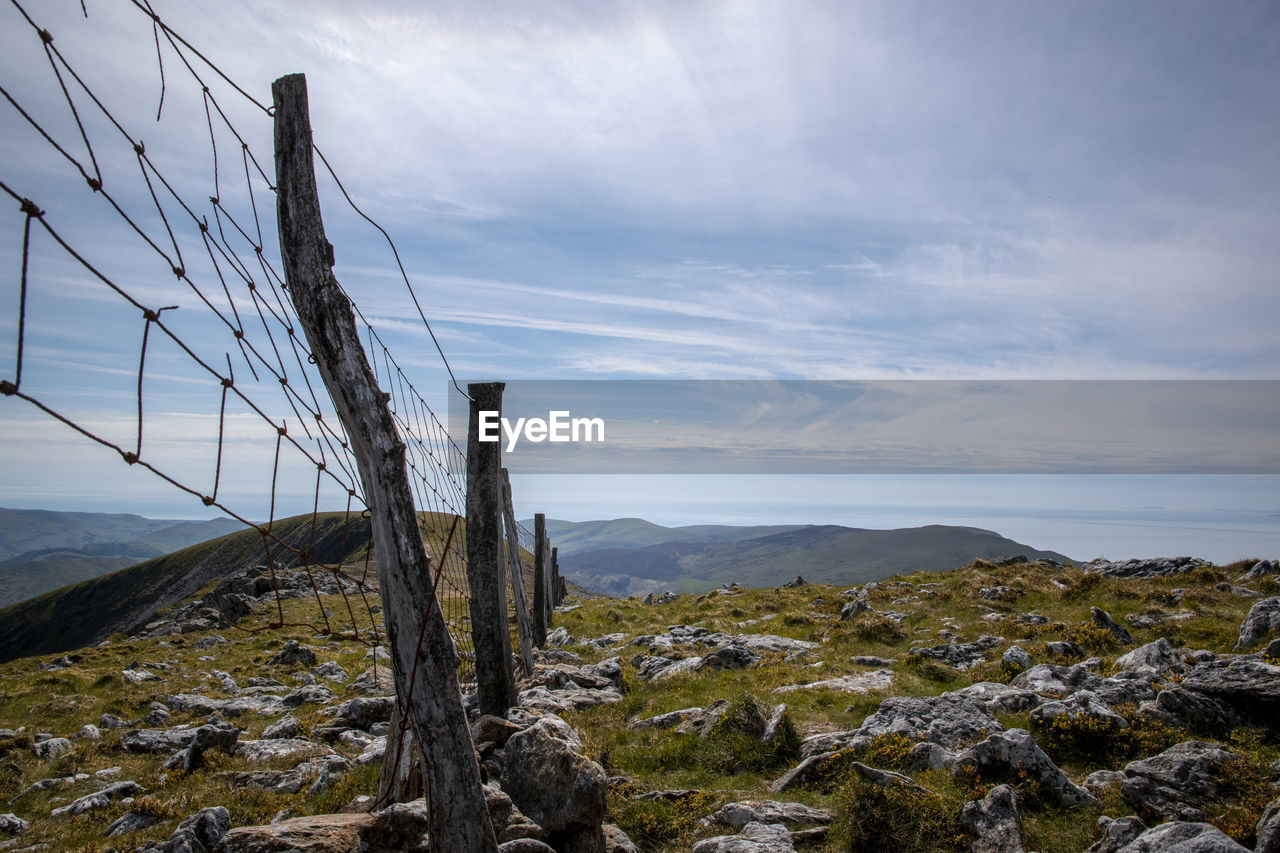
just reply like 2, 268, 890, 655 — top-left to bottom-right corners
561, 523, 1074, 596
0, 513, 373, 663
0, 553, 1272, 851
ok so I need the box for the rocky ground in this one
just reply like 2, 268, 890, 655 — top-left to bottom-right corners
0, 556, 1277, 852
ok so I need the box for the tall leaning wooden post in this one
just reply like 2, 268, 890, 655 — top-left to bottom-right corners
272, 74, 497, 852
533, 513, 548, 645
466, 382, 517, 716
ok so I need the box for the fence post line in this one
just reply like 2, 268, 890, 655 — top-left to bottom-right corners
501, 468, 536, 677
466, 382, 517, 716
272, 73, 496, 851
533, 513, 548, 645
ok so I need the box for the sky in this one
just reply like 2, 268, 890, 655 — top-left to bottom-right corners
0, 1, 1278, 563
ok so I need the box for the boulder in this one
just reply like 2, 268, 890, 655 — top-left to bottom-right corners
311, 662, 348, 683
327, 696, 396, 733
33, 737, 72, 761
50, 780, 143, 817
1012, 663, 1085, 696
1236, 597, 1280, 650
350, 666, 395, 694
1115, 638, 1183, 675
483, 783, 545, 843
1002, 646, 1031, 672
908, 636, 1003, 670
953, 682, 1044, 714
773, 670, 894, 695
1113, 820, 1249, 852
1082, 770, 1126, 796
850, 693, 1003, 749
1030, 690, 1128, 732
840, 598, 870, 620
1144, 657, 1280, 729
217, 769, 307, 795
0, 814, 29, 836
1120, 740, 1240, 821
1088, 557, 1211, 578
1243, 559, 1280, 580
105, 810, 163, 836
1085, 816, 1147, 853
215, 813, 375, 853
703, 800, 833, 829
517, 685, 623, 713
474, 714, 524, 747
675, 700, 730, 737
848, 761, 934, 795
123, 727, 198, 754
283, 684, 337, 708
168, 721, 240, 772
502, 717, 607, 853
235, 738, 327, 762
692, 821, 797, 852
630, 708, 702, 731
267, 639, 318, 667
160, 805, 230, 852
602, 824, 640, 853
902, 741, 953, 772
960, 784, 1024, 853
261, 716, 302, 740
951, 729, 1095, 808
499, 841, 557, 853
1257, 797, 1280, 853
1092, 607, 1135, 645
769, 752, 837, 793
698, 646, 761, 671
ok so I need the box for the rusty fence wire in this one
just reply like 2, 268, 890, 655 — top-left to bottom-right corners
0, 0, 477, 682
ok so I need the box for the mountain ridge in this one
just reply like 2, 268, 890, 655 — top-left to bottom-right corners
552, 520, 1074, 596
0, 509, 243, 607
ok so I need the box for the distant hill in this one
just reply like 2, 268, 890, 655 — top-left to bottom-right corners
0, 509, 242, 607
554, 521, 1075, 596
0, 512, 372, 663
533, 517, 809, 555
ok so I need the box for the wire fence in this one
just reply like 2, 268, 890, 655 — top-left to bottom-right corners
0, 0, 477, 679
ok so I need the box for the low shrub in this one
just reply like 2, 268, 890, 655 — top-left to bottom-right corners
840, 774, 967, 851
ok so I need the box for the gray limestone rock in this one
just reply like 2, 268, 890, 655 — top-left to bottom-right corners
1120, 740, 1240, 822
951, 729, 1096, 808
1092, 607, 1135, 646
960, 784, 1024, 853
692, 821, 797, 853
1236, 597, 1280, 650
851, 692, 1003, 749
1114, 820, 1249, 852
1084, 816, 1147, 853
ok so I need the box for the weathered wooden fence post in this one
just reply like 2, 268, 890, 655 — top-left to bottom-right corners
501, 468, 535, 677
533, 513, 548, 645
551, 545, 561, 606
273, 73, 496, 851
541, 534, 554, 628
466, 382, 517, 716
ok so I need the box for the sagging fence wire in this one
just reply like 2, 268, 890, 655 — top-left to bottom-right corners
0, 0, 479, 682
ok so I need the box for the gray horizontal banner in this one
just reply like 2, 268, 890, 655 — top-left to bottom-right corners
446, 380, 1280, 474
